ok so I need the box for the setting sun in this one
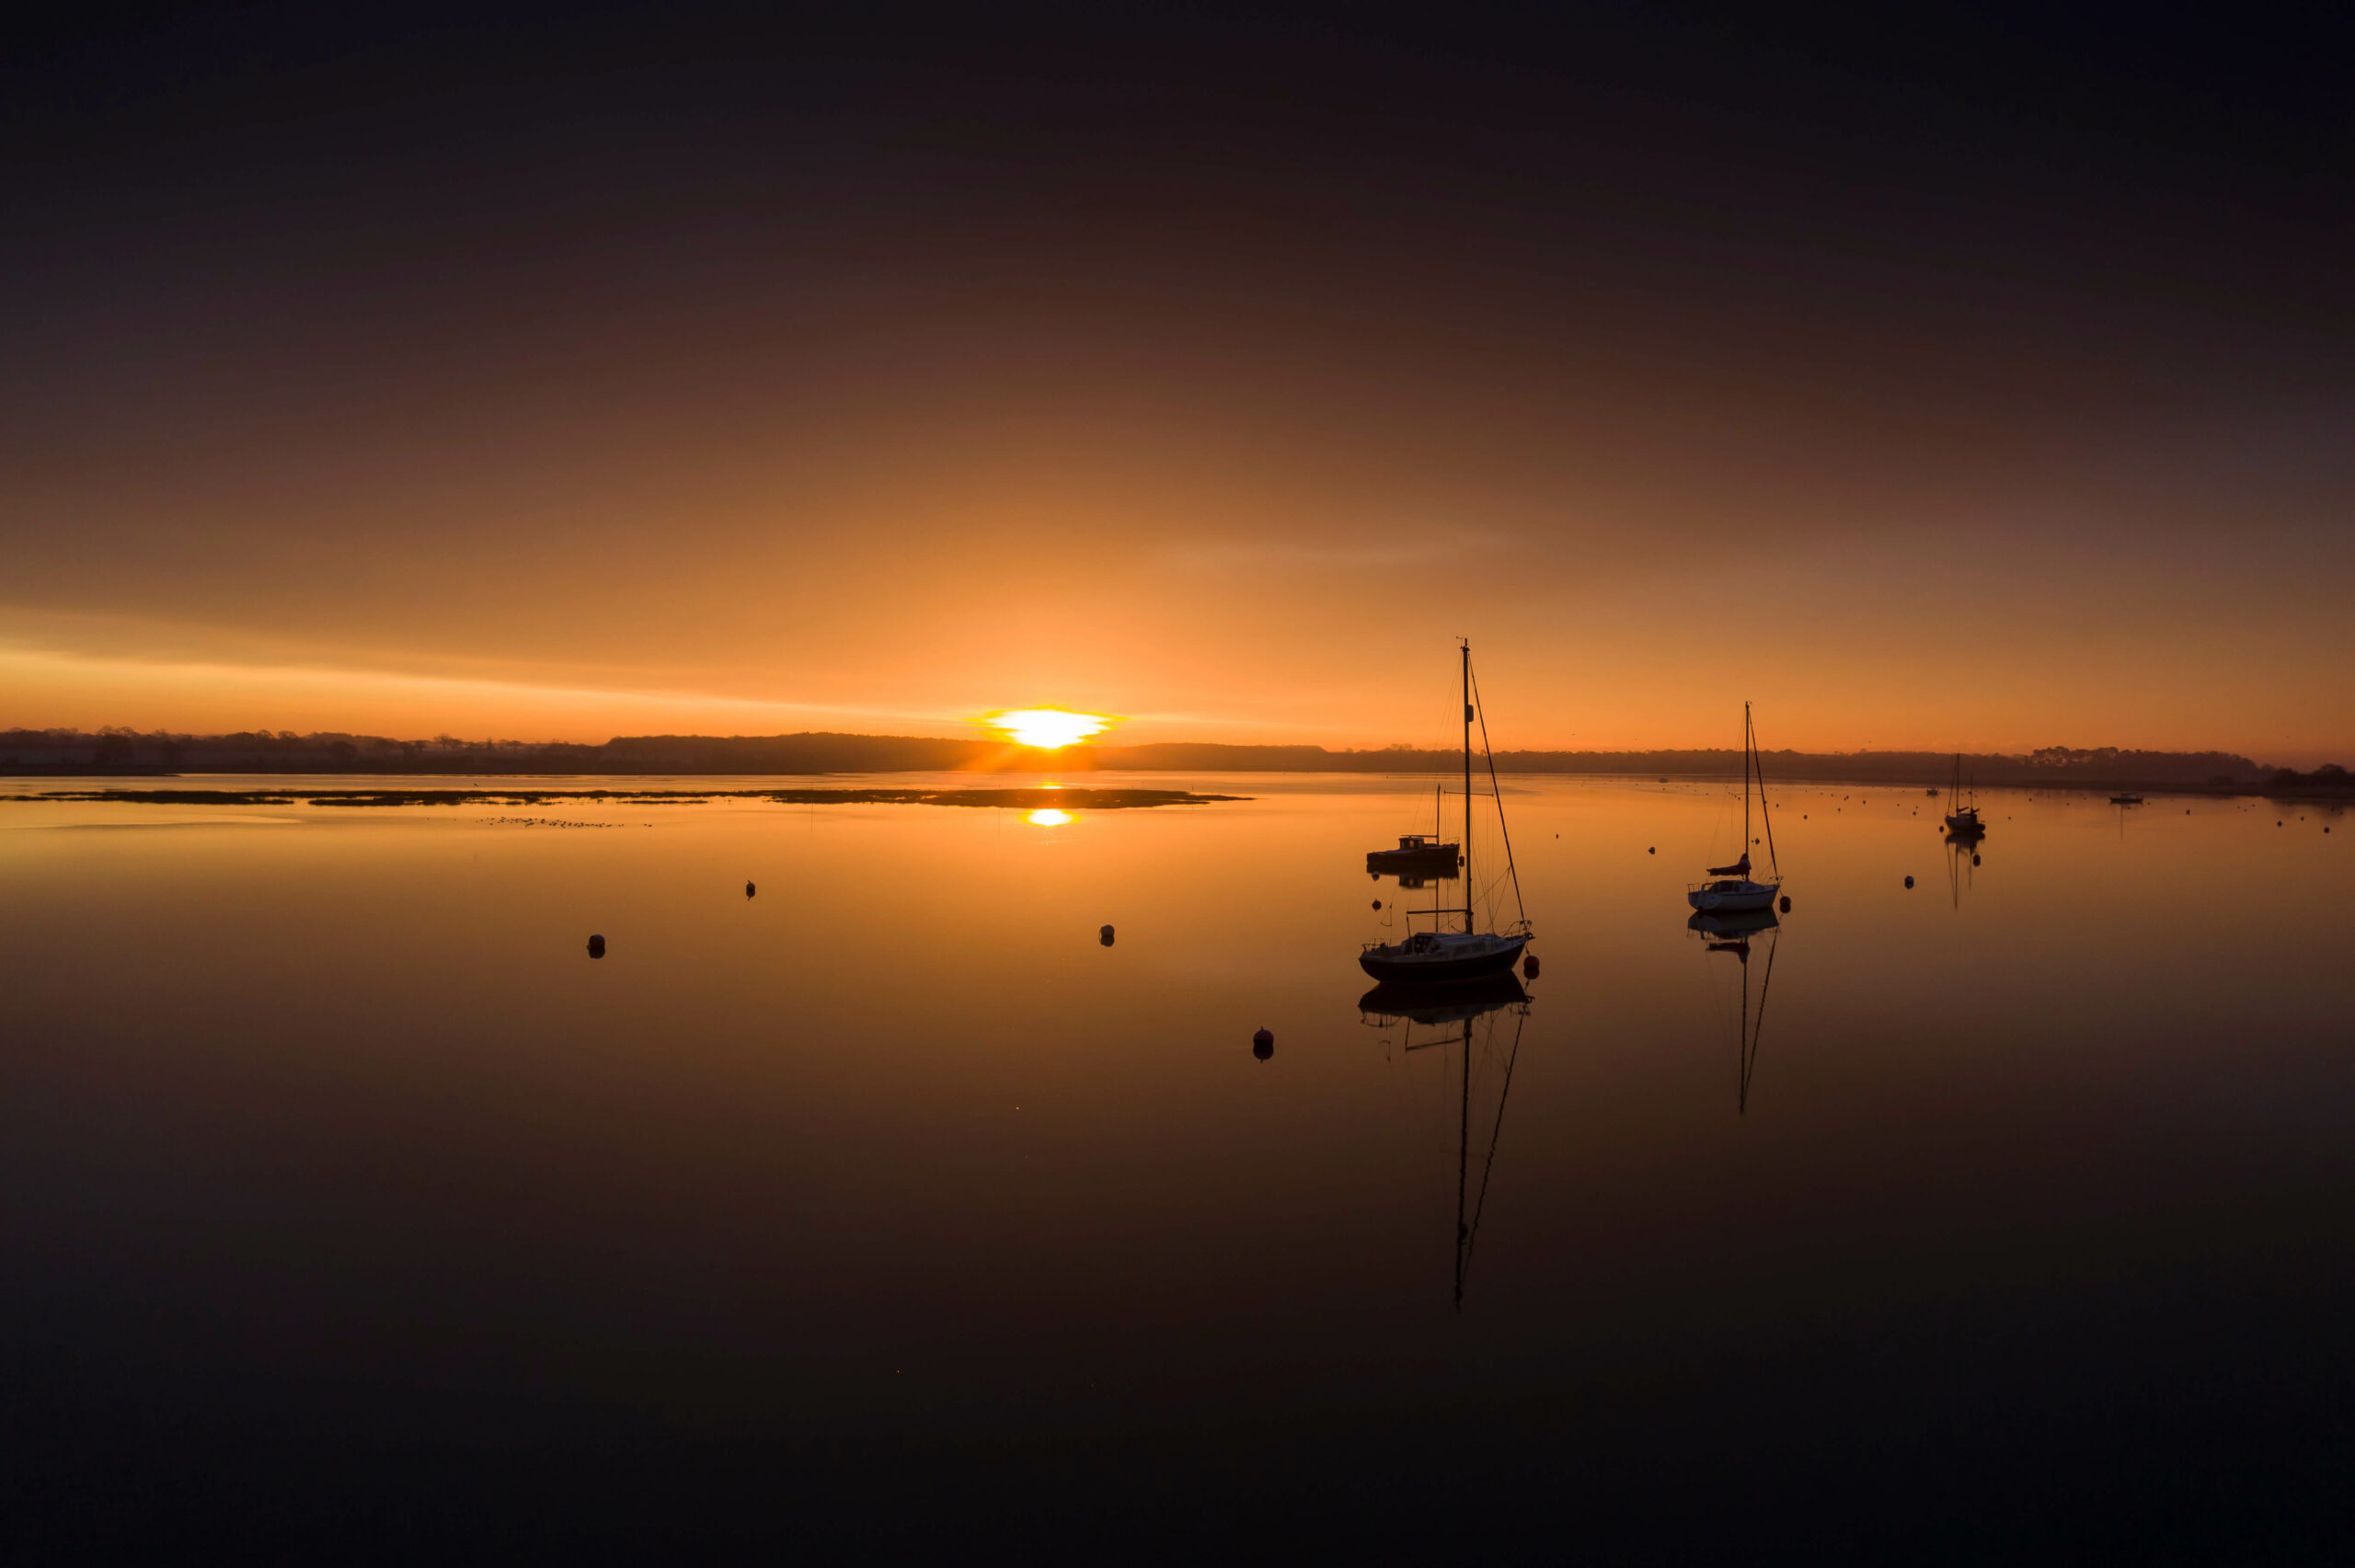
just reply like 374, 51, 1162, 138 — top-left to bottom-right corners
985, 708, 1112, 750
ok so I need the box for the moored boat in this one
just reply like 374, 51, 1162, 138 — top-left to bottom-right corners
1943, 752, 1985, 836
1360, 640, 1533, 985
1366, 833, 1460, 874
1688, 703, 1784, 914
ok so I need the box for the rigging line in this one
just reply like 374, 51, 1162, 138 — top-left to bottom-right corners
1467, 660, 1528, 928
1753, 706, 1781, 877
1744, 928, 1781, 1113
1461, 1003, 1528, 1276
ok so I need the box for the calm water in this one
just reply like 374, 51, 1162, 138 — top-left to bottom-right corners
5, 774, 2350, 1555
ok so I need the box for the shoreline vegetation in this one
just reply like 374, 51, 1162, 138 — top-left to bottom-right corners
1, 786, 1241, 810
3, 729, 2348, 797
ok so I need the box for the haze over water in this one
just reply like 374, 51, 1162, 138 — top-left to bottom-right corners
6, 775, 2349, 1552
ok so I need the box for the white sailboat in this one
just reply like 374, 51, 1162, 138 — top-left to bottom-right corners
1688, 703, 1783, 914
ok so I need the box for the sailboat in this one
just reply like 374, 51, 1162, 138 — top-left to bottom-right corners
1687, 703, 1782, 913
1359, 641, 1534, 984
1943, 753, 1985, 837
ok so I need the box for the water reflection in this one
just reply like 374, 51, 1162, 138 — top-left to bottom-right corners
1945, 833, 1983, 907
1689, 909, 1781, 1115
1360, 976, 1533, 1309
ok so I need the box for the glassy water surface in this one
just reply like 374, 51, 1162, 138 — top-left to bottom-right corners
5, 775, 2350, 1552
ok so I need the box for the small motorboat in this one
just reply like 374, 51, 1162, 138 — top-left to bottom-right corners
1365, 834, 1461, 874
2110, 793, 2144, 806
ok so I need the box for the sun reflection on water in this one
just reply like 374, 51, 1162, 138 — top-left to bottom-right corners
1026, 807, 1074, 827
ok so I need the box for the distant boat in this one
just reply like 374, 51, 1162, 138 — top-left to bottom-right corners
1943, 753, 1985, 837
1366, 785, 1461, 874
1360, 641, 1533, 984
1365, 833, 1459, 874
2111, 793, 2144, 806
1689, 704, 1782, 914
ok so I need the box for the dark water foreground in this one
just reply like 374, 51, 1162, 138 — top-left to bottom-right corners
3, 775, 2349, 1557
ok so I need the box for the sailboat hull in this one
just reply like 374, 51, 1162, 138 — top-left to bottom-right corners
1358, 934, 1530, 985
1943, 812, 1984, 835
1687, 879, 1781, 913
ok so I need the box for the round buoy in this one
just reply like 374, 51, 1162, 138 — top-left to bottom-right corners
1372, 899, 1382, 910
587, 933, 606, 957
1779, 895, 1791, 913
1972, 853, 1982, 865
1903, 876, 1914, 888
1099, 924, 1116, 946
1522, 954, 1540, 979
745, 880, 756, 898
1252, 1027, 1274, 1061
1648, 846, 1655, 855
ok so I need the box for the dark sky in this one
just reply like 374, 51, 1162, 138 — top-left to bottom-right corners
6, 4, 2350, 757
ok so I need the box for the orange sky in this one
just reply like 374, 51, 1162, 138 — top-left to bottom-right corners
6, 11, 2350, 764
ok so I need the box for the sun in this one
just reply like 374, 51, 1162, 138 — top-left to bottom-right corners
984, 707, 1113, 750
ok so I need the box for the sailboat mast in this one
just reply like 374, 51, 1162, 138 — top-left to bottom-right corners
1742, 702, 1753, 854
1463, 640, 1474, 933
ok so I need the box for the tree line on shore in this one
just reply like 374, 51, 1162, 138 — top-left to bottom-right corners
6, 727, 2341, 791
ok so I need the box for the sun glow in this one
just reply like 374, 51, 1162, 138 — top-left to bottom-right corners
1026, 807, 1074, 827
985, 707, 1112, 749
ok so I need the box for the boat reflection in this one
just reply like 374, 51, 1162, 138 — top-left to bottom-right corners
1945, 832, 1983, 908
1370, 865, 1460, 890
1360, 976, 1532, 1310
1688, 908, 1781, 1115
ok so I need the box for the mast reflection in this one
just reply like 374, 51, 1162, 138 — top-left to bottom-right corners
1689, 908, 1781, 1116
1945, 831, 1983, 908
1360, 975, 1532, 1310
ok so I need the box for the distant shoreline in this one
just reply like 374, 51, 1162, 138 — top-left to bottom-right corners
3, 729, 2347, 797
6, 772, 2349, 803
0, 785, 1245, 811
